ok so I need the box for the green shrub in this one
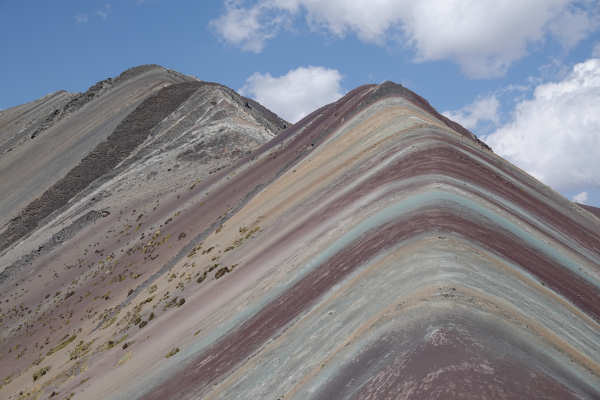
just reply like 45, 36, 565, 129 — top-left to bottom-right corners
165, 347, 179, 358
46, 335, 77, 356
33, 366, 50, 381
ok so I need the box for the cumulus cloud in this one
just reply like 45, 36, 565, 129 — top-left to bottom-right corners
211, 0, 599, 77
240, 66, 343, 123
485, 58, 600, 192
210, 0, 292, 52
405, 0, 598, 77
572, 191, 589, 203
443, 96, 500, 131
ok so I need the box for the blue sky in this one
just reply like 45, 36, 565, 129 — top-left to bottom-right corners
1, 0, 599, 206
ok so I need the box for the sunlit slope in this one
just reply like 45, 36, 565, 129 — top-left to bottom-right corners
1, 80, 598, 400
0, 70, 287, 399
0, 65, 192, 231
134, 82, 600, 399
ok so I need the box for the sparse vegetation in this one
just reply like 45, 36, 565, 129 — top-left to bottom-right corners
70, 339, 95, 360
1, 374, 13, 389
215, 267, 229, 279
33, 366, 50, 381
224, 225, 261, 252
163, 296, 186, 310
187, 243, 202, 258
46, 334, 77, 356
165, 347, 179, 358
102, 335, 128, 351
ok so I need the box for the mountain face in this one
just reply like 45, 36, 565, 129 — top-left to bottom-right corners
0, 66, 286, 262
0, 65, 287, 397
1, 70, 599, 400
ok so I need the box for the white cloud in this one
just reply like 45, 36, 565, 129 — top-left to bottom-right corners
572, 191, 589, 203
485, 58, 600, 192
210, 0, 292, 53
403, 0, 598, 78
240, 66, 343, 123
96, 4, 111, 20
211, 0, 599, 78
550, 4, 598, 48
75, 14, 89, 23
443, 95, 500, 131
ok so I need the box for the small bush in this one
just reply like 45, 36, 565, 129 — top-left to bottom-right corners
47, 335, 77, 356
69, 339, 95, 360
33, 366, 50, 381
165, 347, 179, 358
196, 272, 207, 283
214, 267, 230, 279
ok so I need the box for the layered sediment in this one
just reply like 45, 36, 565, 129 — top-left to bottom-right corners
0, 73, 597, 400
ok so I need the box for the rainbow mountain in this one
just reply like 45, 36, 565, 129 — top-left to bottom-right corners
0, 67, 599, 399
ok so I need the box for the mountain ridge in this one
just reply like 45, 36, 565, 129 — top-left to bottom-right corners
0, 67, 288, 258
0, 66, 598, 400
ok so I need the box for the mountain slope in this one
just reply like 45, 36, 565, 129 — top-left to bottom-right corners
0, 76, 598, 400
0, 66, 288, 399
0, 67, 287, 260
0, 65, 194, 232
131, 81, 600, 400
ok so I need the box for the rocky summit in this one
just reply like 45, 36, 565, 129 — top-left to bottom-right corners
0, 67, 599, 400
